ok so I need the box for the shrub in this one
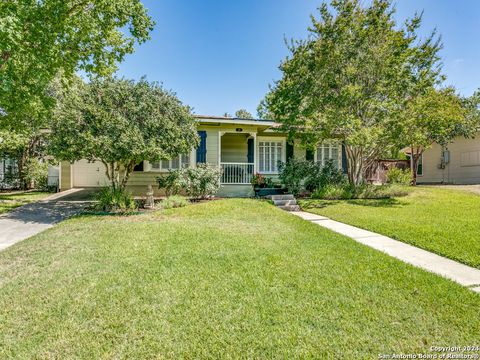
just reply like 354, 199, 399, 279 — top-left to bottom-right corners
95, 187, 137, 213
304, 159, 346, 191
23, 159, 49, 190
386, 167, 411, 185
157, 170, 183, 197
159, 195, 189, 209
278, 159, 311, 196
250, 173, 275, 188
312, 183, 409, 200
180, 164, 222, 200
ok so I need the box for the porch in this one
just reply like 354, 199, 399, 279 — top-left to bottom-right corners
219, 132, 255, 185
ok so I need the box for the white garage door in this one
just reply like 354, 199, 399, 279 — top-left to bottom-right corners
72, 160, 109, 187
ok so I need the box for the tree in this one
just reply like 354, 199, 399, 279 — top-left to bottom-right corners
0, 0, 154, 127
49, 77, 198, 190
264, 0, 443, 185
235, 109, 253, 119
401, 88, 479, 185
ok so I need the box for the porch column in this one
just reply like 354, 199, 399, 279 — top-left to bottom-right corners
250, 132, 257, 174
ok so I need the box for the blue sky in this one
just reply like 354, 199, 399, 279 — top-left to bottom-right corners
117, 0, 480, 118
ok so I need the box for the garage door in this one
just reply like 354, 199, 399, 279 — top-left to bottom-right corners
72, 160, 109, 187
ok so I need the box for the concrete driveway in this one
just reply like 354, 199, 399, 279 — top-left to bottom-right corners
0, 188, 96, 251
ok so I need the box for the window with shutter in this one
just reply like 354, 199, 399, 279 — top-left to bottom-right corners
196, 131, 207, 163
259, 141, 283, 173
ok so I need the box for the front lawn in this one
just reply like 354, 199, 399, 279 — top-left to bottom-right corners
0, 199, 479, 358
300, 186, 480, 268
0, 191, 51, 214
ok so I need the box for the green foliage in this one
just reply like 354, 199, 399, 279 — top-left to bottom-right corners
264, 0, 444, 185
180, 164, 222, 200
95, 187, 137, 213
399, 87, 475, 184
250, 173, 275, 188
23, 159, 48, 191
278, 159, 311, 196
312, 183, 409, 200
50, 77, 198, 190
386, 167, 411, 185
0, 0, 154, 125
156, 164, 222, 200
279, 159, 345, 195
156, 170, 183, 197
235, 109, 253, 119
159, 195, 190, 209
304, 159, 346, 191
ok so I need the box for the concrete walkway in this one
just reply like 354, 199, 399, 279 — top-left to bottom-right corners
0, 188, 94, 251
293, 211, 480, 293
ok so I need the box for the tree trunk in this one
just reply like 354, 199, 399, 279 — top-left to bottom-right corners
101, 160, 135, 191
345, 145, 365, 186
410, 146, 421, 186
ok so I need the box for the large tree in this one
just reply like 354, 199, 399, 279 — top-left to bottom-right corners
402, 88, 480, 185
235, 109, 253, 119
0, 0, 154, 126
264, 0, 443, 185
49, 77, 198, 190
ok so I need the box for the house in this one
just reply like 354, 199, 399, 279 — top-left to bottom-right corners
0, 158, 18, 189
59, 115, 346, 197
412, 133, 480, 184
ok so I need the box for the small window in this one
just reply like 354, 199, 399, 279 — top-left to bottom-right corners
316, 143, 340, 168
151, 154, 190, 171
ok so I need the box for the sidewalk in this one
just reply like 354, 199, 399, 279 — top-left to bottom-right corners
293, 211, 480, 293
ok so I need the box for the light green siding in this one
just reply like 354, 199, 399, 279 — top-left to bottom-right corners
220, 133, 249, 163
60, 161, 72, 190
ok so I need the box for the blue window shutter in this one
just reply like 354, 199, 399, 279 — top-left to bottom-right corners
341, 143, 348, 174
306, 149, 314, 161
286, 142, 294, 161
196, 131, 207, 163
247, 138, 254, 163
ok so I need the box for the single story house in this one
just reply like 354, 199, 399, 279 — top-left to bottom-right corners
411, 133, 480, 184
59, 115, 347, 197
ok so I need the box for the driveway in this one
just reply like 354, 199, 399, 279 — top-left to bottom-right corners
0, 188, 96, 251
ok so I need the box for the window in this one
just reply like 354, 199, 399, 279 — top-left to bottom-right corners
150, 154, 190, 171
316, 143, 340, 168
259, 141, 283, 173
416, 154, 423, 176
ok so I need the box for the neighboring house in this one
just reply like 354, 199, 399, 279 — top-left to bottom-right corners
0, 157, 18, 189
59, 115, 347, 197
409, 133, 480, 184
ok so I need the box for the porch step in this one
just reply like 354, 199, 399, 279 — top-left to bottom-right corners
270, 194, 300, 212
270, 194, 295, 201
278, 204, 301, 212
273, 199, 297, 206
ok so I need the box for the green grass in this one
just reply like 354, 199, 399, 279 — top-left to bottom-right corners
0, 199, 479, 358
300, 186, 480, 268
0, 191, 51, 214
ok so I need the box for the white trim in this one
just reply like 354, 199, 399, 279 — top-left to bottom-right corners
198, 118, 278, 127
257, 136, 286, 174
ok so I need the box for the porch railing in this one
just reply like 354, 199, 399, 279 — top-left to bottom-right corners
220, 162, 254, 184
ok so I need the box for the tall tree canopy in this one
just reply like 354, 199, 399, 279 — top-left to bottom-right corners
235, 109, 253, 119
264, 0, 443, 185
0, 0, 154, 126
49, 77, 198, 190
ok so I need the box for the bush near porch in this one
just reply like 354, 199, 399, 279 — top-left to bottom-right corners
0, 199, 479, 358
